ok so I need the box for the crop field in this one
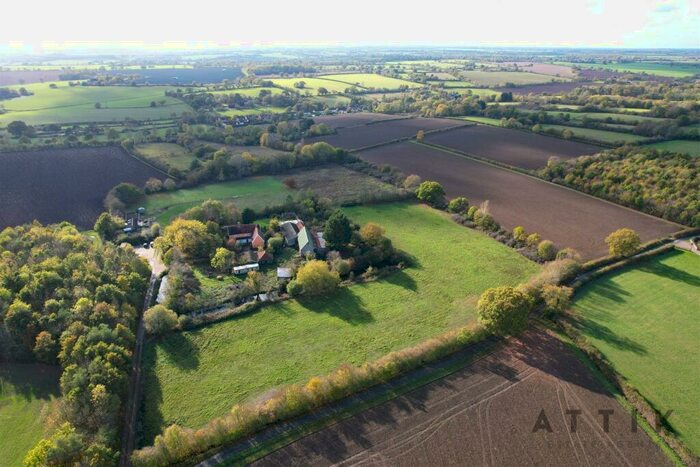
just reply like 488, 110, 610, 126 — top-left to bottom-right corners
507, 62, 577, 77
560, 61, 700, 78
310, 94, 352, 107
141, 203, 538, 441
458, 70, 570, 87
424, 124, 600, 169
143, 177, 290, 225
284, 164, 404, 204
539, 124, 651, 144
218, 106, 288, 117
317, 73, 422, 90
0, 364, 61, 467
311, 112, 403, 129
0, 146, 164, 229
95, 66, 244, 84
0, 69, 65, 86
134, 143, 196, 171
270, 77, 356, 94
255, 328, 672, 466
357, 142, 680, 259
645, 139, 700, 157
307, 117, 466, 150
495, 82, 588, 95
0, 82, 190, 126
571, 249, 700, 453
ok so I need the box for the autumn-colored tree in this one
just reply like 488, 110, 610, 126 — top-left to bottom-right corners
477, 286, 532, 336
295, 260, 340, 296
605, 228, 641, 257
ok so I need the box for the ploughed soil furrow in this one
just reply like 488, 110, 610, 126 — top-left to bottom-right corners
356, 141, 679, 259
0, 146, 163, 229
425, 124, 600, 169
254, 328, 672, 467
311, 113, 403, 129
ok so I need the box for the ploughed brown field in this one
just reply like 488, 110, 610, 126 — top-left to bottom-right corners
357, 142, 680, 259
255, 328, 672, 467
0, 147, 163, 229
496, 81, 588, 95
312, 112, 404, 129
306, 117, 466, 150
425, 125, 600, 169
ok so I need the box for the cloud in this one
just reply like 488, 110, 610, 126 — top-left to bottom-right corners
654, 2, 677, 13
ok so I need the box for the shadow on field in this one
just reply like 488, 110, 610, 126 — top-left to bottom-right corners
140, 344, 164, 447
159, 331, 201, 371
298, 287, 373, 325
383, 268, 418, 292
639, 257, 700, 287
0, 363, 61, 401
588, 281, 631, 303
568, 314, 647, 355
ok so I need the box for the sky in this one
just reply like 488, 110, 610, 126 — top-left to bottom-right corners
1, 0, 698, 52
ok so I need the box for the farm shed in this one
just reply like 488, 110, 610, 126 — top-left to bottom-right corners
280, 220, 304, 246
298, 227, 327, 257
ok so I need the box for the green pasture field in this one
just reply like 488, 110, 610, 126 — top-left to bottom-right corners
317, 73, 422, 90
523, 109, 668, 124
144, 177, 290, 225
459, 70, 570, 87
540, 124, 650, 144
571, 249, 700, 453
454, 116, 504, 126
134, 143, 196, 171
218, 106, 288, 117
645, 140, 700, 157
0, 364, 61, 467
270, 77, 353, 94
141, 202, 538, 441
0, 81, 190, 126
208, 87, 285, 97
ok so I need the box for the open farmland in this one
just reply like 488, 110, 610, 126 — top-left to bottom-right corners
645, 140, 700, 157
208, 87, 285, 97
540, 124, 651, 145
560, 61, 700, 78
0, 146, 164, 229
0, 69, 65, 86
141, 203, 538, 441
0, 364, 61, 467
357, 142, 680, 259
96, 66, 243, 84
506, 62, 577, 77
495, 81, 588, 95
270, 77, 354, 94
571, 249, 700, 453
317, 73, 422, 90
425, 124, 600, 169
0, 82, 190, 125
134, 143, 196, 171
307, 117, 467, 150
143, 176, 290, 226
311, 112, 404, 129
253, 328, 672, 467
459, 70, 570, 87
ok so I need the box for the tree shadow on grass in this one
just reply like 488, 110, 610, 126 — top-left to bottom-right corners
297, 287, 374, 325
639, 257, 700, 287
587, 280, 632, 303
382, 268, 419, 292
0, 363, 61, 402
158, 330, 201, 372
568, 314, 648, 355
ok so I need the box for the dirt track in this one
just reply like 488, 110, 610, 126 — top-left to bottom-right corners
357, 142, 680, 259
425, 125, 600, 169
255, 328, 672, 467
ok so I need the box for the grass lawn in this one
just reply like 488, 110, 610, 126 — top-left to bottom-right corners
645, 140, 700, 157
0, 364, 61, 466
141, 203, 539, 442
0, 82, 190, 126
144, 177, 290, 225
571, 249, 700, 453
134, 143, 195, 171
540, 124, 650, 144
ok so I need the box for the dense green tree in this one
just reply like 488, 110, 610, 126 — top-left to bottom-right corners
447, 197, 470, 214
143, 305, 178, 335
94, 212, 124, 240
416, 181, 446, 208
477, 286, 532, 336
605, 228, 641, 257
324, 210, 353, 249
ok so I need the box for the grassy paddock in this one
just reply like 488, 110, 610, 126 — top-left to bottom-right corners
317, 73, 422, 90
134, 143, 195, 171
141, 203, 538, 441
645, 140, 700, 157
0, 364, 61, 466
540, 124, 650, 144
571, 249, 700, 453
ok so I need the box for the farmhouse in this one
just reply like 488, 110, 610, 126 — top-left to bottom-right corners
222, 224, 265, 249
280, 219, 304, 246
298, 226, 327, 257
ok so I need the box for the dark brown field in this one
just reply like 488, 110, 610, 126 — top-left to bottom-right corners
507, 62, 577, 78
425, 125, 600, 169
0, 147, 163, 229
0, 70, 66, 86
312, 112, 402, 129
358, 142, 680, 259
306, 117, 466, 150
255, 328, 672, 467
496, 82, 588, 95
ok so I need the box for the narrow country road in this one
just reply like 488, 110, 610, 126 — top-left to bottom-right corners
119, 272, 159, 466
